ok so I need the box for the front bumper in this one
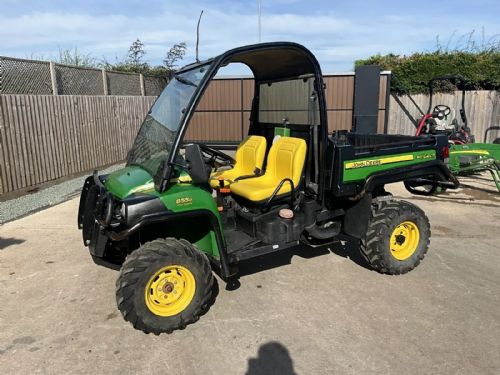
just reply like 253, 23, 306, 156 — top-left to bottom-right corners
78, 171, 170, 257
78, 171, 113, 257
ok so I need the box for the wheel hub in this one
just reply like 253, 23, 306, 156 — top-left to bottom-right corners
144, 265, 196, 317
395, 234, 406, 245
162, 282, 174, 294
390, 221, 420, 260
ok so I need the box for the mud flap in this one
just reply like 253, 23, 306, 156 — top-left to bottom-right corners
342, 193, 372, 240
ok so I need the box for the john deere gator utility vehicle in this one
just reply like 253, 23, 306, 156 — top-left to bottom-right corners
78, 42, 458, 334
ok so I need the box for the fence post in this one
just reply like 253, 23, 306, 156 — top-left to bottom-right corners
49, 62, 58, 95
493, 92, 500, 125
139, 74, 145, 96
102, 69, 108, 95
383, 72, 391, 134
240, 78, 244, 139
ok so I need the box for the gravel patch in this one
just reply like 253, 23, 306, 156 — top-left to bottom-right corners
0, 164, 124, 224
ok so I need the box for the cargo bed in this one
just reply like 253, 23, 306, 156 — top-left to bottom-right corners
327, 131, 456, 196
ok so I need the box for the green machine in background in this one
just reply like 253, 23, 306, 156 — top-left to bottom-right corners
404, 75, 500, 194
449, 142, 500, 192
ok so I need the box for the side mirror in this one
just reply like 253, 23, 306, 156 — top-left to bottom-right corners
185, 144, 210, 185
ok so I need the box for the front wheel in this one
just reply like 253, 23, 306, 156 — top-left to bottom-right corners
116, 238, 215, 334
360, 200, 430, 275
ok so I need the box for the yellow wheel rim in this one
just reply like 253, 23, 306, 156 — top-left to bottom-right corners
390, 221, 420, 260
144, 265, 196, 317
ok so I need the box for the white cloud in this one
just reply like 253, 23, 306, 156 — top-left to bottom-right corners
0, 4, 498, 72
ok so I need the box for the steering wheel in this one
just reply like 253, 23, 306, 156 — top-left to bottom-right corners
432, 105, 451, 119
198, 144, 235, 168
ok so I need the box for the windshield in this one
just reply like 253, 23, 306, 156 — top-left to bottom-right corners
127, 64, 211, 179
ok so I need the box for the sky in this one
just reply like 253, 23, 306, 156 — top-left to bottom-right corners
1, 0, 499, 73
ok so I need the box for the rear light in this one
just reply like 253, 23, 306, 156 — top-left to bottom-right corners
441, 146, 450, 158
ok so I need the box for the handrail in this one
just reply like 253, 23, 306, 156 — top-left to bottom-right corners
265, 178, 295, 208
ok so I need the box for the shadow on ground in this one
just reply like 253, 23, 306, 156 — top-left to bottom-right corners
458, 183, 499, 196
246, 341, 297, 375
236, 236, 370, 280
0, 237, 25, 250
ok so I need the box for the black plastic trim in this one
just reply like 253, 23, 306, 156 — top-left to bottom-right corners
106, 209, 232, 279
363, 160, 459, 193
342, 193, 372, 239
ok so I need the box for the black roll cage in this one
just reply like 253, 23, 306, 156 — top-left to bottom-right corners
157, 42, 329, 206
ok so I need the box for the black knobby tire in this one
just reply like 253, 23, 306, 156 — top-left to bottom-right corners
116, 238, 214, 334
403, 180, 437, 196
360, 200, 430, 275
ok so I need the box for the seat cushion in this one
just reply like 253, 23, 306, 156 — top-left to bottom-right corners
229, 174, 293, 202
209, 135, 266, 188
234, 135, 267, 174
210, 168, 241, 188
230, 137, 307, 202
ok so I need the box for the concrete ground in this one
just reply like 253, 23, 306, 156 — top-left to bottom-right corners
1, 176, 499, 374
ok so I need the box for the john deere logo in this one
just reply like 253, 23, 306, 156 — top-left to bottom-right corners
345, 155, 413, 170
175, 197, 193, 206
349, 160, 382, 169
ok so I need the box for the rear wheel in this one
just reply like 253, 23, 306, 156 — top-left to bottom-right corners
360, 200, 430, 275
116, 238, 214, 334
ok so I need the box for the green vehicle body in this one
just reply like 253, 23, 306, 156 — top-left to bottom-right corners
104, 165, 222, 258
89, 141, 447, 268
342, 150, 436, 183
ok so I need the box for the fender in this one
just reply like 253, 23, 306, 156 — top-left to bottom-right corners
106, 209, 232, 279
364, 160, 459, 192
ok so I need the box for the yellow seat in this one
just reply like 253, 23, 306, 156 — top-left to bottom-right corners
210, 135, 267, 188
230, 137, 307, 202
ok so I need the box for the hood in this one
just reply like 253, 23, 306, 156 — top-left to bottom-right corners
104, 165, 155, 199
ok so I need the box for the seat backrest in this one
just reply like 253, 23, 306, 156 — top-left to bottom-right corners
234, 135, 267, 174
265, 137, 307, 186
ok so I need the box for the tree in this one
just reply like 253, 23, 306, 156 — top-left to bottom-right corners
56, 47, 97, 68
102, 38, 151, 74
127, 38, 146, 67
49, 39, 187, 78
164, 42, 187, 70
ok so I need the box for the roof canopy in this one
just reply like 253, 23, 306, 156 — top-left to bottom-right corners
219, 42, 321, 82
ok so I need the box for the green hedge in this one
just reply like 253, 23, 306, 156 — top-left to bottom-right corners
355, 51, 500, 94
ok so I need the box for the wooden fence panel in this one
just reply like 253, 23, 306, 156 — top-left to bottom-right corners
0, 95, 155, 196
